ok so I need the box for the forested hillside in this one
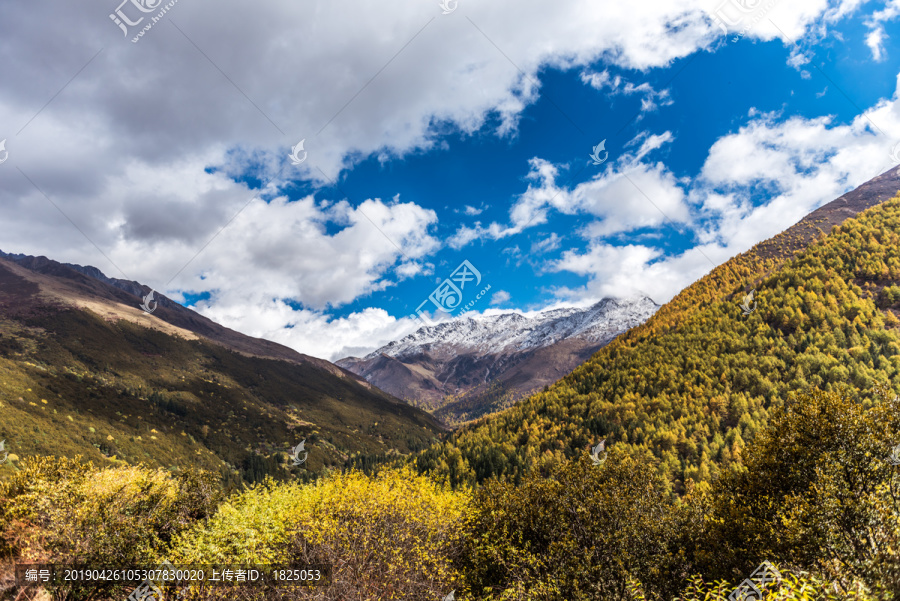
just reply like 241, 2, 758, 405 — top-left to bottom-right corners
415, 193, 900, 491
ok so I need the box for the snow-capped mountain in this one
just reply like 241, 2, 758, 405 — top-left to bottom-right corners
370, 296, 658, 360
337, 296, 659, 425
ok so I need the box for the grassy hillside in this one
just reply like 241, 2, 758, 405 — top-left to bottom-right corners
0, 280, 442, 487
414, 194, 900, 491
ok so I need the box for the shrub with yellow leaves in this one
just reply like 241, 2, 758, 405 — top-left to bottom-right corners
172, 466, 468, 600
0, 456, 220, 599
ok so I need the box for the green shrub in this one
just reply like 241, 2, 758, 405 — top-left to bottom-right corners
705, 388, 900, 598
460, 450, 687, 600
668, 571, 874, 600
878, 285, 900, 308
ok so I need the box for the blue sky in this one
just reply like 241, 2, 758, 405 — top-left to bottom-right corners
278, 4, 900, 340
3, 0, 900, 359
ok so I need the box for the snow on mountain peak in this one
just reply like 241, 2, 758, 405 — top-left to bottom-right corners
366, 296, 659, 360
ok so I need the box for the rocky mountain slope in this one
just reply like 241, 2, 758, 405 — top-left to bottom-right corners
338, 297, 658, 424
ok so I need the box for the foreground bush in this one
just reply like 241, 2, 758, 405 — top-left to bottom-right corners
171, 466, 468, 600
0, 456, 220, 599
3, 387, 899, 600
704, 389, 900, 598
662, 571, 874, 600
459, 450, 690, 601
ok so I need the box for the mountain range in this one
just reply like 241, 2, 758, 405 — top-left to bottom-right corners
338, 297, 658, 424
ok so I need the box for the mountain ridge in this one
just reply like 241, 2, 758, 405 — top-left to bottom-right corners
359, 296, 659, 359
338, 296, 658, 424
0, 250, 357, 381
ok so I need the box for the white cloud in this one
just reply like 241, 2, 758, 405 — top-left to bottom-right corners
199, 302, 422, 361
575, 162, 691, 238
548, 239, 735, 305
449, 131, 686, 245
531, 233, 562, 254
864, 0, 900, 61
490, 290, 512, 306
744, 0, 861, 42
175, 194, 439, 311
787, 50, 811, 71
868, 26, 888, 61
629, 131, 676, 157
580, 69, 674, 113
